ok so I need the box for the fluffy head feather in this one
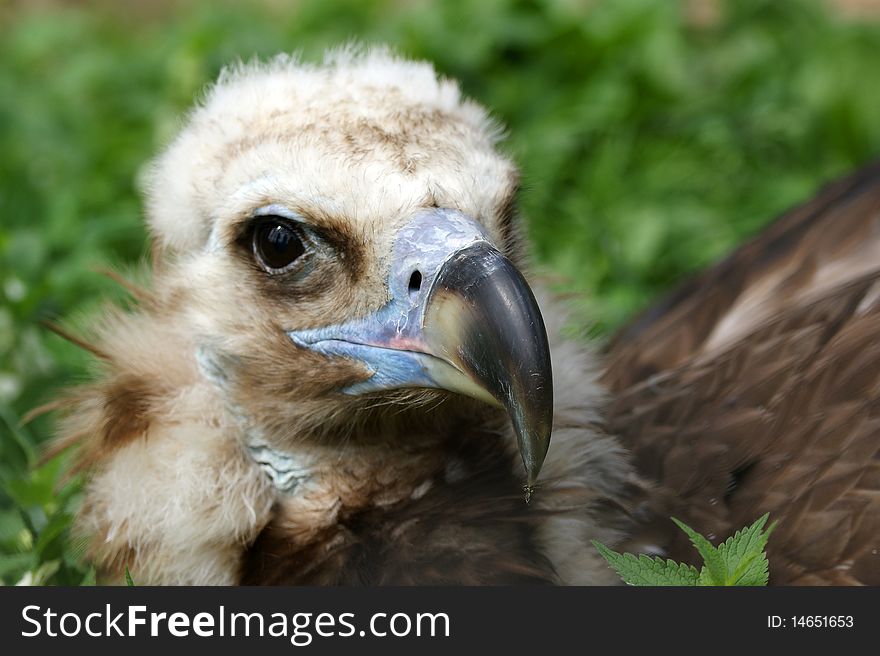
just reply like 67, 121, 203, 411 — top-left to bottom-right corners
147, 47, 516, 256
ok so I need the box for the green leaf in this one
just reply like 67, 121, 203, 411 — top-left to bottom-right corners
729, 551, 770, 587
592, 541, 700, 586
718, 513, 777, 586
125, 565, 134, 586
594, 514, 776, 586
672, 517, 727, 586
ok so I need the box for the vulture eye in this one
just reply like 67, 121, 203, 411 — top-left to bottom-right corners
252, 218, 306, 273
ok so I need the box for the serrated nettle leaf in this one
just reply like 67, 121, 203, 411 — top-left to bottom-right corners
595, 514, 775, 587
663, 561, 701, 586
592, 541, 700, 586
697, 566, 712, 586
730, 552, 770, 586
727, 551, 760, 583
672, 517, 727, 586
718, 514, 777, 585
718, 513, 770, 563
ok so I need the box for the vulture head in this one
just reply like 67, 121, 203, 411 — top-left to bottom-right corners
150, 50, 552, 488
56, 49, 634, 585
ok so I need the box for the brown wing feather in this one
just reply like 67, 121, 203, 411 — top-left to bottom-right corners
604, 162, 880, 585
604, 160, 880, 389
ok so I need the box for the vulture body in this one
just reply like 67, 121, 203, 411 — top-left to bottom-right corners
605, 161, 880, 585
49, 49, 879, 585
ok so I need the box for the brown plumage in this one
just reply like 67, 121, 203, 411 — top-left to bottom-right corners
47, 49, 880, 585
239, 428, 557, 585
606, 162, 880, 585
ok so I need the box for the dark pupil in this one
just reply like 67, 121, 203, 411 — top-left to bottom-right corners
256, 222, 304, 270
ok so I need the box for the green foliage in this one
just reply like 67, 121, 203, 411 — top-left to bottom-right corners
592, 543, 700, 586
1, 0, 878, 584
124, 566, 134, 587
594, 514, 777, 586
713, 514, 775, 585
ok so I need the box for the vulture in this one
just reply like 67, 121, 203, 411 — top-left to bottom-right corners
46, 48, 880, 585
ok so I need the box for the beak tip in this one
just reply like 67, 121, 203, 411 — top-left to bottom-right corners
524, 433, 551, 487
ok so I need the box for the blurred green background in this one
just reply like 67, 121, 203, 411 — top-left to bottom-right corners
2, 0, 880, 584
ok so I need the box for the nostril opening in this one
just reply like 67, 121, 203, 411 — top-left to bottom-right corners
408, 270, 423, 295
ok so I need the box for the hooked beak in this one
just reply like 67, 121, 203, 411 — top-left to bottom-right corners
288, 210, 553, 486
